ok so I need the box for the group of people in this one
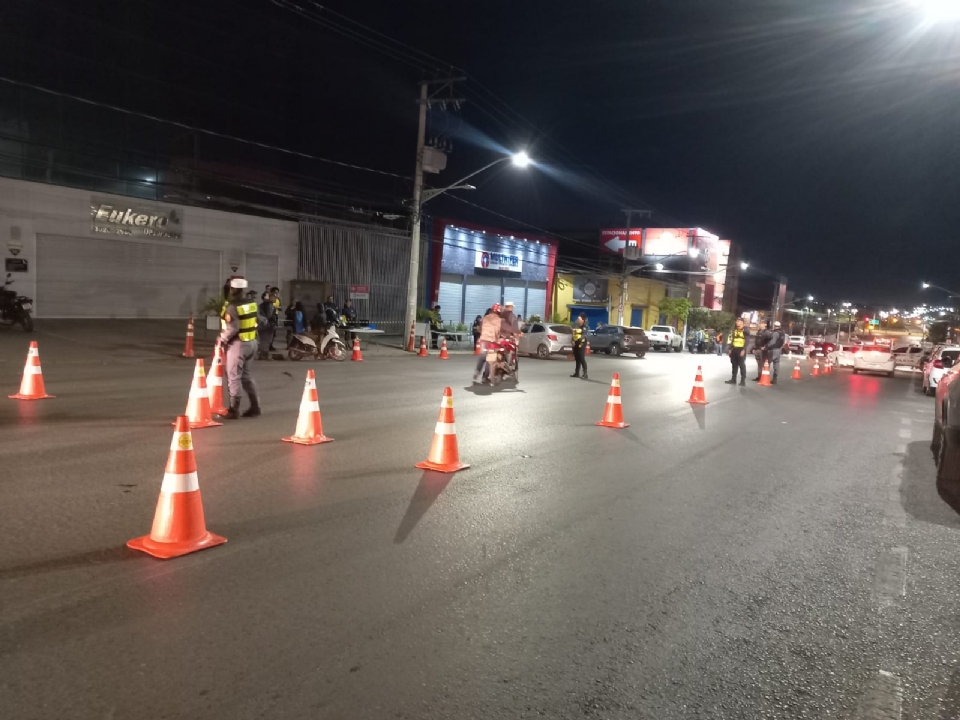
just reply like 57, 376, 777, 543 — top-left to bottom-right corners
472, 300, 522, 384
725, 317, 787, 386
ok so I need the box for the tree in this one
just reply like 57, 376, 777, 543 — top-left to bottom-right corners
710, 310, 735, 335
657, 297, 692, 337
928, 321, 948, 345
686, 307, 712, 330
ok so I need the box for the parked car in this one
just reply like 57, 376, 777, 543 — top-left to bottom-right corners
518, 323, 573, 359
932, 361, 960, 460
648, 325, 683, 352
934, 360, 960, 484
852, 345, 896, 377
589, 325, 649, 357
922, 346, 960, 396
891, 344, 924, 369
827, 344, 861, 368
808, 341, 837, 358
785, 335, 806, 355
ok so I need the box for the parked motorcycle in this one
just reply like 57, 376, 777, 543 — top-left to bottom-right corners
0, 273, 34, 332
486, 338, 519, 385
287, 322, 346, 361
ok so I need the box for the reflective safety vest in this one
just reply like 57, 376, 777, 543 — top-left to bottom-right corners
572, 326, 584, 345
731, 328, 746, 348
221, 302, 259, 341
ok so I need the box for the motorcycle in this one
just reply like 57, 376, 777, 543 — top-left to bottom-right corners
486, 337, 519, 386
0, 272, 34, 332
287, 321, 346, 362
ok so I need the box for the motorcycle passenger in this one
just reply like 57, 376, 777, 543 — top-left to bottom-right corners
499, 300, 522, 372
571, 314, 588, 380
474, 305, 501, 384
217, 277, 261, 420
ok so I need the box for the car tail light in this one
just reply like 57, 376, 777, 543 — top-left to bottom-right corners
934, 359, 944, 369
547, 334, 558, 341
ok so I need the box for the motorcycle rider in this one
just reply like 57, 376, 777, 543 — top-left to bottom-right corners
474, 305, 501, 384
217, 277, 262, 419
499, 300, 522, 372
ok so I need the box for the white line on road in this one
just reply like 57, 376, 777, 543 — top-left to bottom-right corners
875, 546, 908, 608
855, 669, 903, 720
900, 417, 912, 425
898, 428, 912, 439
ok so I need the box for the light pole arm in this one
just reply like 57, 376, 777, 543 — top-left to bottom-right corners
420, 157, 509, 205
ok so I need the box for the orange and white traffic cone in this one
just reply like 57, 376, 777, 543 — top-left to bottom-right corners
282, 370, 333, 445
585, 341, 592, 356
127, 415, 227, 559
418, 336, 429, 357
759, 360, 773, 387
416, 387, 469, 472
811, 359, 820, 377
597, 373, 629, 428
826, 358, 834, 375
180, 359, 222, 429
474, 341, 481, 355
351, 337, 363, 362
181, 315, 195, 358
9, 341, 54, 400
791, 360, 802, 380
406, 323, 416, 352
687, 366, 709, 404
207, 343, 228, 415
438, 338, 450, 359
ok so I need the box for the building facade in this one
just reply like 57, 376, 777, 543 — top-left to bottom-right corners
553, 273, 669, 330
0, 177, 298, 318
427, 219, 558, 324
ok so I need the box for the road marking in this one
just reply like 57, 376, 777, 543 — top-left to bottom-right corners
898, 428, 912, 439
887, 463, 907, 529
900, 417, 912, 425
855, 670, 902, 720
875, 546, 907, 608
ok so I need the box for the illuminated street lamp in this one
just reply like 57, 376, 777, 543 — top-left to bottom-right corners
740, 262, 749, 270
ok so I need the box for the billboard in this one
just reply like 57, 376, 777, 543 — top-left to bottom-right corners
641, 228, 690, 258
599, 228, 642, 256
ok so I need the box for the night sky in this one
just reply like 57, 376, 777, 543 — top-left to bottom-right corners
4, 0, 959, 307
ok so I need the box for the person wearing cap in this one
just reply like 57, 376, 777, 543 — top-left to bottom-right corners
753, 320, 772, 381
571, 313, 589, 380
218, 277, 262, 419
474, 305, 501, 384
766, 320, 786, 384
498, 300, 523, 372
725, 317, 749, 386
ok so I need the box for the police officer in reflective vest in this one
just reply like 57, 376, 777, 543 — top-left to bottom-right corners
218, 277, 261, 419
571, 313, 588, 380
725, 317, 750, 386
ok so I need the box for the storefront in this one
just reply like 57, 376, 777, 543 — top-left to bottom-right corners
552, 273, 669, 330
0, 177, 298, 318
427, 219, 558, 324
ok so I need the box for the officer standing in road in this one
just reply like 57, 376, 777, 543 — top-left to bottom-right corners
753, 320, 772, 381
767, 320, 786, 384
725, 317, 750, 386
218, 277, 261, 419
571, 314, 589, 380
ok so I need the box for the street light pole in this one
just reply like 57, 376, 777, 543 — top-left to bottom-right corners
616, 208, 650, 325
404, 82, 429, 351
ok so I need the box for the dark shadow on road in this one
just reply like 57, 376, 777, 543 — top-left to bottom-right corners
614, 427, 644, 445
901, 441, 960, 529
0, 545, 136, 580
394, 471, 453, 544
689, 403, 706, 430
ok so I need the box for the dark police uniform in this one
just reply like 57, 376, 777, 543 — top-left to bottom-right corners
727, 326, 750, 385
753, 326, 771, 381
571, 322, 588, 380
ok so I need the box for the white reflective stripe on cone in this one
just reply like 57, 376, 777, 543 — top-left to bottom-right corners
305, 379, 316, 390
170, 432, 194, 451
440, 396, 454, 408
188, 387, 210, 399
23, 365, 42, 375
434, 422, 457, 435
694, 381, 704, 387
300, 399, 320, 415
606, 396, 622, 404
611, 380, 620, 388
160, 471, 200, 493
28, 348, 39, 357
208, 376, 221, 386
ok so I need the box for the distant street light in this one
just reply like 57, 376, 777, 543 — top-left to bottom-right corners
807, 295, 814, 301
511, 151, 531, 168
922, 281, 960, 297
740, 261, 749, 270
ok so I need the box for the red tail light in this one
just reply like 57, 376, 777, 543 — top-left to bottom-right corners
547, 334, 558, 341
934, 359, 944, 369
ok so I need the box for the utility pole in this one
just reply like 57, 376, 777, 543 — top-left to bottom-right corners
616, 207, 650, 326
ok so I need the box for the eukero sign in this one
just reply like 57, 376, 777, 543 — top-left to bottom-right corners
90, 200, 183, 239
475, 251, 522, 272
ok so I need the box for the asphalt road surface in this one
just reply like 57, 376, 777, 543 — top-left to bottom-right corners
2, 324, 959, 719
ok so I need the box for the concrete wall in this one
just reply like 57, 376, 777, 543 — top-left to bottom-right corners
0, 177, 298, 317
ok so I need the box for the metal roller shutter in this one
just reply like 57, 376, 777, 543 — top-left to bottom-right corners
463, 276, 501, 324
437, 273, 464, 324
503, 279, 526, 319
527, 282, 547, 320
246, 253, 279, 299
36, 234, 221, 318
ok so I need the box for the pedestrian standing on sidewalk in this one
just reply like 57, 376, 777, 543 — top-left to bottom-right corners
725, 317, 749, 386
571, 314, 589, 380
474, 305, 501, 384
471, 315, 483, 348
715, 330, 724, 356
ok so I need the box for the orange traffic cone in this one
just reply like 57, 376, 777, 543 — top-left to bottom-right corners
282, 370, 333, 445
127, 415, 226, 559
438, 338, 450, 359
208, 343, 228, 415
181, 315, 195, 358
687, 366, 709, 404
597, 373, 629, 428
416, 387, 469, 472
180, 359, 222, 429
474, 341, 482, 355
826, 358, 834, 375
407, 323, 417, 352
759, 360, 773, 387
812, 359, 820, 377
351, 337, 363, 362
9, 341, 54, 400
585, 341, 592, 356
791, 360, 802, 380
418, 336, 429, 357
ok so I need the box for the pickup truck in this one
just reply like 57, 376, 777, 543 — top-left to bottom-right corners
648, 325, 683, 352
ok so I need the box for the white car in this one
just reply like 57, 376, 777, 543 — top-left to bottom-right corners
853, 345, 896, 377
519, 322, 573, 358
647, 325, 683, 352
923, 346, 960, 396
891, 344, 924, 369
828, 344, 862, 368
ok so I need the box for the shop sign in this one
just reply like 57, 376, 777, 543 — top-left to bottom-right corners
571, 276, 608, 302
90, 200, 183, 239
475, 251, 522, 272
5, 258, 27, 272
599, 228, 642, 255
349, 284, 370, 300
